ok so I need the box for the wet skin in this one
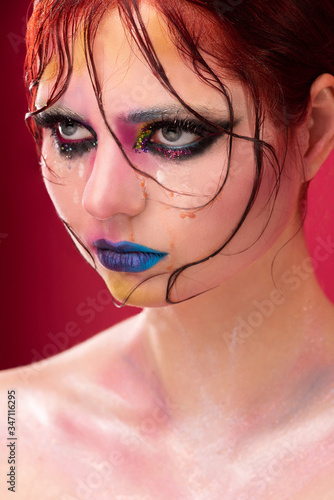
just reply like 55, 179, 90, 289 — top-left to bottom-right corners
1, 4, 334, 499
35, 4, 301, 307
1, 308, 334, 500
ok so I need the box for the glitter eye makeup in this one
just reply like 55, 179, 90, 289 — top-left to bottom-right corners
133, 118, 230, 161
35, 107, 235, 165
34, 111, 98, 160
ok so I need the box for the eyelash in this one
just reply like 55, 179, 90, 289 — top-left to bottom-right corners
51, 128, 98, 160
36, 114, 98, 160
36, 113, 230, 162
133, 118, 225, 161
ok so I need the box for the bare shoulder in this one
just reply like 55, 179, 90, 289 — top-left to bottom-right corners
0, 313, 152, 498
0, 313, 149, 433
0, 312, 140, 438
0, 312, 142, 389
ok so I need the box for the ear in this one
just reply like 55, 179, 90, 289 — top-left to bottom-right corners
303, 73, 334, 181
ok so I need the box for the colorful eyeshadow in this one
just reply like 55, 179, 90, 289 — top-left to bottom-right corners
133, 118, 226, 161
134, 125, 151, 153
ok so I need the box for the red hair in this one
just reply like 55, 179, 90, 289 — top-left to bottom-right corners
26, 0, 334, 130
24, 0, 334, 304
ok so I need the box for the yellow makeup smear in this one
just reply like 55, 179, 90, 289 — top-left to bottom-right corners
105, 275, 134, 304
97, 4, 182, 85
40, 26, 85, 79
35, 56, 59, 109
105, 274, 163, 307
37, 27, 87, 108
72, 27, 88, 74
42, 57, 59, 81
141, 4, 180, 64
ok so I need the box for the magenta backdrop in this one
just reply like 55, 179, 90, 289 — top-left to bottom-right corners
1, 1, 333, 370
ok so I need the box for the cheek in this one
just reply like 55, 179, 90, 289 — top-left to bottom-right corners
156, 166, 256, 268
184, 159, 256, 249
156, 148, 298, 299
103, 273, 170, 307
41, 138, 93, 221
41, 162, 82, 219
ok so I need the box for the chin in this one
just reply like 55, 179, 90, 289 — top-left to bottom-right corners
104, 274, 170, 308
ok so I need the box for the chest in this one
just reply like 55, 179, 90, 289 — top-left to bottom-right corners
15, 413, 334, 500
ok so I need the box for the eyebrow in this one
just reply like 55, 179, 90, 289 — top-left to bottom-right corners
33, 106, 88, 127
121, 105, 230, 124
33, 103, 232, 129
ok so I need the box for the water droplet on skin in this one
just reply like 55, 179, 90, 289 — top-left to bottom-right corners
180, 212, 196, 219
73, 188, 80, 205
156, 170, 165, 184
40, 157, 47, 169
78, 162, 84, 178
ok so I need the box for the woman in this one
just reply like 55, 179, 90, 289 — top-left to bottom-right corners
1, 0, 334, 498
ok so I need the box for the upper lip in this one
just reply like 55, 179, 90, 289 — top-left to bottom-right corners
93, 239, 167, 255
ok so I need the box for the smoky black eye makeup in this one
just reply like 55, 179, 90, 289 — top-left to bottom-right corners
133, 117, 235, 161
34, 110, 98, 160
35, 106, 238, 165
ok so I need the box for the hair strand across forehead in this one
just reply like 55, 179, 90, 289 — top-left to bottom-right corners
24, 0, 334, 305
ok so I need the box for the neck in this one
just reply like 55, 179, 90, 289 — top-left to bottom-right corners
141, 226, 334, 429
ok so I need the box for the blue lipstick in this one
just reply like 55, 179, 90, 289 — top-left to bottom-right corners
93, 240, 168, 273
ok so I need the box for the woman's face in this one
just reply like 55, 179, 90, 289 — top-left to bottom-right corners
35, 5, 302, 306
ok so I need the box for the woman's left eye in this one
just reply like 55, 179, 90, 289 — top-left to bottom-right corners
133, 119, 222, 161
150, 126, 200, 148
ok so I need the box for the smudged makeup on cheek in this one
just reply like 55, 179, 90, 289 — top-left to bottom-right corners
103, 272, 170, 307
34, 5, 304, 309
94, 200, 200, 307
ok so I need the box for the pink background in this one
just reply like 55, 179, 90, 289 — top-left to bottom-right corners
1, 1, 333, 370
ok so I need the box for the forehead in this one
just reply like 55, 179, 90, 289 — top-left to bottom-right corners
36, 4, 247, 117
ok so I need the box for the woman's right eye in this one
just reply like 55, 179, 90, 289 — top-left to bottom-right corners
57, 120, 94, 142
51, 119, 98, 159
34, 111, 98, 160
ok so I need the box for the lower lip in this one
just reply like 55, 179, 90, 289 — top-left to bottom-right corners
96, 249, 167, 273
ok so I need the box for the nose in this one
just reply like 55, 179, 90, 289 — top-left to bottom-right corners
82, 141, 146, 220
